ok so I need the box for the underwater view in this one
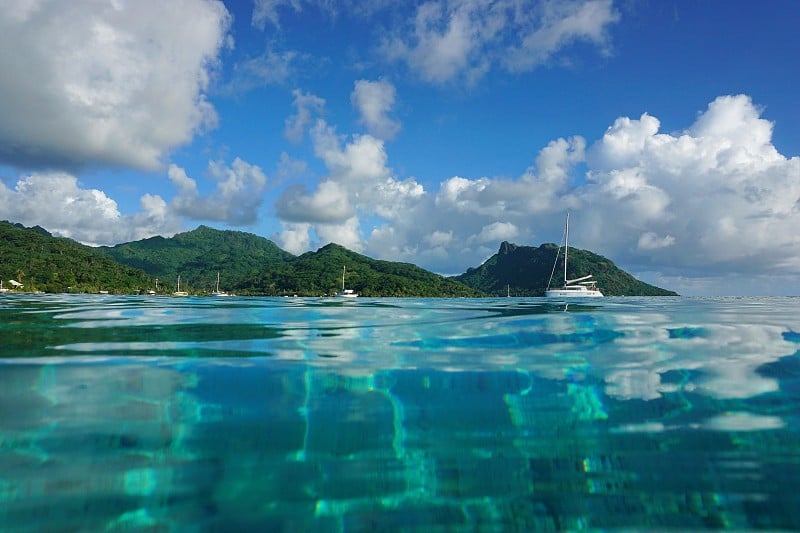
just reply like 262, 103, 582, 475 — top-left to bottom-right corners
1, 295, 799, 530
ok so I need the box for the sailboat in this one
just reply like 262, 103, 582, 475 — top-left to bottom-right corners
173, 274, 188, 296
545, 213, 603, 298
335, 266, 358, 298
211, 272, 231, 296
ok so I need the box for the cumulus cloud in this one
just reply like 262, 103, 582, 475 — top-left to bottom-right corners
275, 96, 424, 252
316, 216, 363, 252
0, 172, 181, 245
275, 180, 354, 223
0, 155, 268, 244
470, 222, 519, 244
285, 89, 326, 142
356, 94, 800, 294
342, 93, 799, 293
379, 0, 619, 85
168, 158, 267, 225
0, 0, 231, 171
581, 95, 799, 277
277, 221, 312, 254
351, 79, 401, 140
637, 232, 676, 251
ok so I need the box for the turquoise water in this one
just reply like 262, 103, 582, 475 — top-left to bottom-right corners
1, 295, 799, 531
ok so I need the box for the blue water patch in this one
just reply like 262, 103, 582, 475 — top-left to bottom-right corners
783, 330, 800, 343
667, 326, 707, 339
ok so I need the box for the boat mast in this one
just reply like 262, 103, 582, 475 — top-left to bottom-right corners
342, 266, 346, 291
564, 212, 569, 285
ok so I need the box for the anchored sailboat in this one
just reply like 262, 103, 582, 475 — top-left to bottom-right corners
173, 274, 188, 296
335, 266, 358, 298
545, 213, 603, 298
211, 272, 231, 296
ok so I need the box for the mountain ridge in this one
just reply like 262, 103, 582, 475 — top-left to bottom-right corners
0, 220, 152, 293
451, 241, 677, 296
2, 221, 676, 296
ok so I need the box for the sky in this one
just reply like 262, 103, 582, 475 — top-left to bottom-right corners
1, 0, 799, 296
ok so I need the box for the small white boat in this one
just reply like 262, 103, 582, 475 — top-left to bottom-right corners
173, 275, 188, 296
545, 213, 603, 298
335, 266, 358, 298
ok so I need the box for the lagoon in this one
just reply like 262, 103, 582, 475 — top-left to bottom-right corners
1, 295, 799, 530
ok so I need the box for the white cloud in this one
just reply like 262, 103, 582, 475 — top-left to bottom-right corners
380, 0, 619, 85
504, 0, 620, 72
0, 0, 231, 171
470, 222, 519, 244
347, 94, 800, 293
168, 158, 267, 225
284, 89, 326, 143
310, 121, 392, 183
275, 180, 354, 223
275, 114, 424, 250
351, 79, 401, 140
316, 217, 363, 252
274, 152, 308, 181
252, 0, 396, 29
637, 232, 676, 251
0, 156, 267, 245
578, 95, 800, 279
226, 48, 301, 92
380, 1, 487, 85
0, 172, 181, 245
277, 221, 311, 254
371, 177, 425, 220
586, 113, 661, 172
252, 0, 301, 29
424, 230, 454, 247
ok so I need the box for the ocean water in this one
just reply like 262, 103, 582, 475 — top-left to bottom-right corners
1, 295, 799, 531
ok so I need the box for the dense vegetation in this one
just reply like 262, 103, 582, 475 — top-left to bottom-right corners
97, 225, 295, 294
98, 227, 480, 296
0, 221, 152, 294
452, 241, 678, 296
2, 222, 675, 296
248, 243, 482, 297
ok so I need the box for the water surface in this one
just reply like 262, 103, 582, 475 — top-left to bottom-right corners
1, 295, 799, 530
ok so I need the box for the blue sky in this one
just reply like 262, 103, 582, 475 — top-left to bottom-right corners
1, 0, 799, 295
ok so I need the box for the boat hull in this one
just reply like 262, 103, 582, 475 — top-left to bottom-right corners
544, 288, 603, 298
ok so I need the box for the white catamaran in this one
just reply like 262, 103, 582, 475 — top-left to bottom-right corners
545, 213, 603, 298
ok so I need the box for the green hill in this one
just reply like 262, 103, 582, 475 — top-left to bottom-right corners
97, 225, 294, 294
452, 241, 677, 296
99, 226, 480, 296
0, 221, 152, 293
2, 221, 674, 297
248, 243, 481, 297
